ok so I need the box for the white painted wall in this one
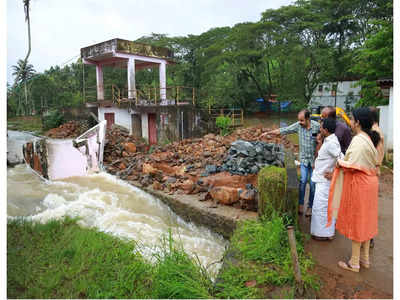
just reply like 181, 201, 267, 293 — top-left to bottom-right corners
141, 113, 149, 141
378, 87, 393, 151
98, 107, 132, 133
309, 81, 361, 109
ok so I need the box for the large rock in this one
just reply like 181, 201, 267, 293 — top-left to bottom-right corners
210, 186, 241, 205
142, 163, 158, 175
122, 142, 136, 153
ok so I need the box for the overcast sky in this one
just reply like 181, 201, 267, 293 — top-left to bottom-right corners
7, 0, 293, 84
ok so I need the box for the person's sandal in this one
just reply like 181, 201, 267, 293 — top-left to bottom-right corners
360, 259, 370, 269
338, 260, 360, 272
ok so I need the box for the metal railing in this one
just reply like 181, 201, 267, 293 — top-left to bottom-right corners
204, 108, 244, 127
85, 84, 196, 106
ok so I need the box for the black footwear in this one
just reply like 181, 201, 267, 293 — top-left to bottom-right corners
370, 238, 374, 249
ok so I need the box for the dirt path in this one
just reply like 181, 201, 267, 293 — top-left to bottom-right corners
299, 167, 393, 298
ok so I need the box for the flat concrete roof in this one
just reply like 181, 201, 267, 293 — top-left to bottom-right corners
81, 38, 174, 62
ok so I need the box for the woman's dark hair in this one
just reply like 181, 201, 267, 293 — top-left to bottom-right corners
322, 118, 336, 134
352, 107, 381, 148
369, 106, 379, 124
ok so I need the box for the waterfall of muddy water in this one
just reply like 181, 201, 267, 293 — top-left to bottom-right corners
8, 165, 228, 278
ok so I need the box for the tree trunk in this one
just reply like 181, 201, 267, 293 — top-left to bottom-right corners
24, 81, 28, 115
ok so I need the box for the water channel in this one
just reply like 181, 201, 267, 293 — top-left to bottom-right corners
7, 131, 228, 277
7, 114, 298, 278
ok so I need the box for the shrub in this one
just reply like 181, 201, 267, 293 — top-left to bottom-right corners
42, 109, 64, 130
216, 116, 232, 136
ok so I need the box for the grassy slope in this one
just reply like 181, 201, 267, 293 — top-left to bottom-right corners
8, 216, 319, 299
7, 217, 213, 299
7, 116, 43, 135
215, 217, 319, 299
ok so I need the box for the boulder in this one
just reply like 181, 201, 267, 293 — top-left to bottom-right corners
209, 186, 241, 205
142, 163, 158, 175
123, 142, 137, 153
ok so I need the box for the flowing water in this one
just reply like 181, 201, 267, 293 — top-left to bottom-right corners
7, 161, 227, 278
6, 115, 298, 278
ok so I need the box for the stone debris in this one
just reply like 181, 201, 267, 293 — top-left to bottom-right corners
103, 125, 298, 212
45, 120, 88, 139
215, 140, 285, 176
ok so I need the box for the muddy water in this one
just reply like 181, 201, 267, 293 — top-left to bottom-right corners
243, 113, 298, 129
7, 165, 228, 277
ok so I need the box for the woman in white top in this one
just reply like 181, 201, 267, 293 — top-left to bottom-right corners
310, 118, 344, 240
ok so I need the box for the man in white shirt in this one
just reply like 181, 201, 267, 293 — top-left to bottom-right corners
310, 118, 344, 240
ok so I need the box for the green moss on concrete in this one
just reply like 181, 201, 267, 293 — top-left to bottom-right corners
257, 166, 287, 219
284, 150, 299, 226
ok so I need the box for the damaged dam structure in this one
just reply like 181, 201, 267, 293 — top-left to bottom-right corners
22, 121, 107, 180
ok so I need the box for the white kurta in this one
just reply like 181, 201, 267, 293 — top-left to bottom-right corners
311, 134, 343, 237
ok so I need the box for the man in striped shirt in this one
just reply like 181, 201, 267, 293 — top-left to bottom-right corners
261, 109, 320, 216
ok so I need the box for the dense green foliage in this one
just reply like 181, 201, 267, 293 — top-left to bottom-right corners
42, 109, 65, 130
7, 217, 213, 299
215, 216, 318, 298
8, 0, 392, 117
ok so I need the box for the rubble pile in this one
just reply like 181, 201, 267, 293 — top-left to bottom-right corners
103, 125, 149, 164
45, 120, 85, 139
103, 125, 298, 211
217, 140, 285, 176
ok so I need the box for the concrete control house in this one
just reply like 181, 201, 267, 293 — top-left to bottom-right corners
81, 38, 199, 144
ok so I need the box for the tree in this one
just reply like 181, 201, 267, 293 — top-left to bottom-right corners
352, 2, 392, 106
12, 59, 35, 115
12, 0, 32, 88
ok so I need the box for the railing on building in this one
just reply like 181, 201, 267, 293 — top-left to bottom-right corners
84, 85, 196, 106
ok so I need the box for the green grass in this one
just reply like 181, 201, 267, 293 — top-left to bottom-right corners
215, 216, 320, 298
8, 215, 319, 299
7, 116, 44, 135
7, 217, 213, 299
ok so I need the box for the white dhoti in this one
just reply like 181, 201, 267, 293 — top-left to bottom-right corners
311, 181, 335, 237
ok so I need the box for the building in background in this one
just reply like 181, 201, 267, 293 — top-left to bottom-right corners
308, 80, 361, 112
377, 78, 393, 152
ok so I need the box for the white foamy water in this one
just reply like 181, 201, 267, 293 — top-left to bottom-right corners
7, 164, 228, 277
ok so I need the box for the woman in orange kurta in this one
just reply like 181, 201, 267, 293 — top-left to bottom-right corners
327, 107, 381, 272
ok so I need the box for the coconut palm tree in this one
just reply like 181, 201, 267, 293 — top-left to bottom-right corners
11, 0, 33, 115
12, 59, 35, 115
23, 0, 32, 62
